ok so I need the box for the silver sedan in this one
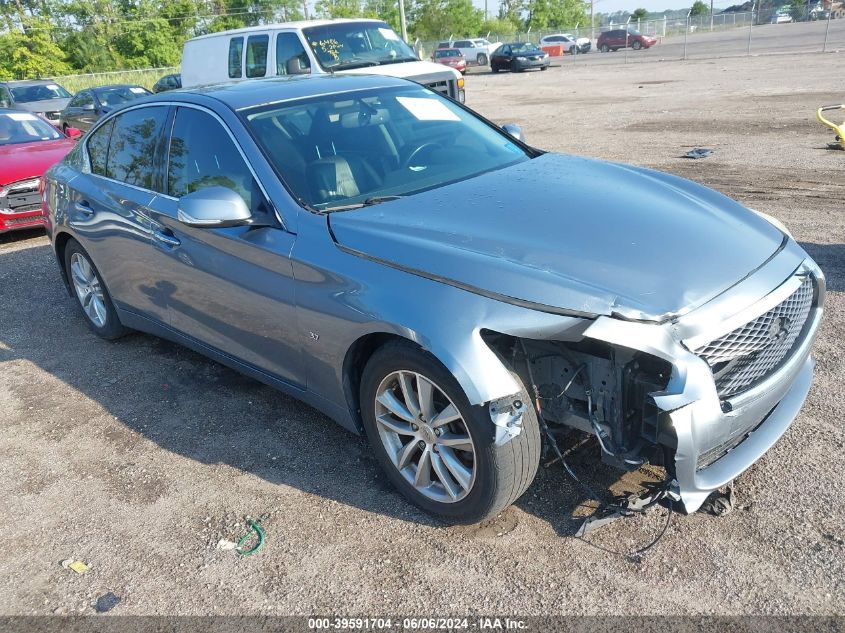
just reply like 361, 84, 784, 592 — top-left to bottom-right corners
43, 74, 824, 524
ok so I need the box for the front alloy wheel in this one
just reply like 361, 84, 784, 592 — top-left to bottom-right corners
374, 370, 476, 503
360, 340, 541, 523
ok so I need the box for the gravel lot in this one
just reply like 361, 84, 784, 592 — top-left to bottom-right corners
1, 53, 843, 617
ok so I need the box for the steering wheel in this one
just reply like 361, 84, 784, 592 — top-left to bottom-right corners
402, 142, 442, 169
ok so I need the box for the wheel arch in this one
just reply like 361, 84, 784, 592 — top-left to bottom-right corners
53, 230, 75, 293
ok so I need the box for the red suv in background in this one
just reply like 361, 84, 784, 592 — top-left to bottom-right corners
597, 28, 657, 52
0, 109, 80, 234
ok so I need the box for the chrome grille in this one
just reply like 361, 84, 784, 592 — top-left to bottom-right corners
425, 80, 451, 97
0, 177, 42, 214
695, 276, 814, 398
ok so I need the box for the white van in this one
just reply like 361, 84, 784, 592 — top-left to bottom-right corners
181, 19, 465, 102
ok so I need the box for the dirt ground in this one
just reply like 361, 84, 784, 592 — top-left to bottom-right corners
1, 53, 843, 617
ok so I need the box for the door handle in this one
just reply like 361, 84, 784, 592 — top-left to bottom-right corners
73, 200, 94, 217
152, 228, 181, 248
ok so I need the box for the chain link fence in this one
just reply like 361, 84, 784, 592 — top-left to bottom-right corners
415, 9, 845, 65
51, 66, 179, 93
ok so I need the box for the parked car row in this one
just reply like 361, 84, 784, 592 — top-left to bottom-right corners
0, 71, 181, 236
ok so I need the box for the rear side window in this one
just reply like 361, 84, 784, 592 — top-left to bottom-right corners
86, 119, 114, 176
246, 34, 269, 78
106, 106, 168, 191
276, 32, 310, 75
228, 37, 244, 78
167, 107, 261, 212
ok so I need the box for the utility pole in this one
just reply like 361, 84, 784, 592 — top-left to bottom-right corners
590, 0, 595, 43
398, 0, 407, 41
710, 0, 714, 30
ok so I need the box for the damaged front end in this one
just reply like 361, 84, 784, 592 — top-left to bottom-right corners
483, 261, 825, 514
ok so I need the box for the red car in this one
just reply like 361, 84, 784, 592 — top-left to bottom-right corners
597, 28, 657, 52
432, 48, 467, 74
0, 108, 80, 234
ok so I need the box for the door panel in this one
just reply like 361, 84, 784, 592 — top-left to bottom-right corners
145, 105, 304, 387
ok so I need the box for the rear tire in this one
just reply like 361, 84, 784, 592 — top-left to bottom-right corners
64, 239, 128, 340
360, 340, 541, 524
600, 44, 609, 52
477, 53, 488, 66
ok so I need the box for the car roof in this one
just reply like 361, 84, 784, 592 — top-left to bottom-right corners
0, 79, 63, 87
154, 74, 417, 112
188, 18, 390, 41
90, 84, 147, 91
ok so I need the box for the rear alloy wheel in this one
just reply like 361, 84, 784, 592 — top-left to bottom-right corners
360, 341, 541, 523
64, 239, 127, 340
477, 53, 488, 66
632, 40, 642, 50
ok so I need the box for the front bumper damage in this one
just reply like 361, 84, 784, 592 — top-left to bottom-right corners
577, 259, 824, 513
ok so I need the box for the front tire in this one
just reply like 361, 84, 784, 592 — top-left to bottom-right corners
64, 239, 127, 340
632, 40, 642, 50
360, 341, 540, 524
491, 63, 499, 73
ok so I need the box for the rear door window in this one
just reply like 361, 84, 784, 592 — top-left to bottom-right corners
246, 34, 269, 78
228, 37, 244, 78
86, 119, 114, 176
276, 32, 310, 75
105, 106, 168, 191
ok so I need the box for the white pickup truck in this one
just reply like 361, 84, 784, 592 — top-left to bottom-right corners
182, 19, 465, 102
433, 38, 502, 66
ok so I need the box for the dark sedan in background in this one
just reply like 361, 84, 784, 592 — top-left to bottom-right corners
0, 80, 72, 127
490, 43, 550, 73
59, 84, 152, 133
152, 73, 182, 94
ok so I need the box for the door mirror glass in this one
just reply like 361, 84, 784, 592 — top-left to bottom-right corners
502, 123, 524, 142
82, 102, 96, 111
177, 186, 252, 228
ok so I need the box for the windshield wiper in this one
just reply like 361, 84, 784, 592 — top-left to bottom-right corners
329, 59, 381, 71
320, 195, 405, 213
378, 57, 420, 65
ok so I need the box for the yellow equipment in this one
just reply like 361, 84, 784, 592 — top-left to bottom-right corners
817, 104, 845, 150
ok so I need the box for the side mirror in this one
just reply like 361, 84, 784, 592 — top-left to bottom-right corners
502, 123, 524, 142
286, 57, 310, 75
65, 127, 82, 139
177, 186, 252, 228
82, 103, 95, 111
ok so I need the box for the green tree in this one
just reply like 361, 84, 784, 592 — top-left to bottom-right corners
411, 0, 484, 39
0, 18, 72, 80
315, 0, 362, 18
362, 0, 401, 31
690, 0, 709, 16
526, 0, 588, 29
631, 7, 648, 20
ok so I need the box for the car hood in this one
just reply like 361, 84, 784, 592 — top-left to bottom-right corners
13, 98, 71, 114
338, 60, 460, 83
0, 138, 77, 185
328, 153, 786, 322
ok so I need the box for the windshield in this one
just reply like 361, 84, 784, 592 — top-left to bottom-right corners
303, 21, 418, 70
435, 49, 461, 58
627, 28, 642, 35
94, 86, 150, 107
243, 85, 530, 211
0, 112, 62, 145
511, 43, 541, 53
9, 83, 71, 103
